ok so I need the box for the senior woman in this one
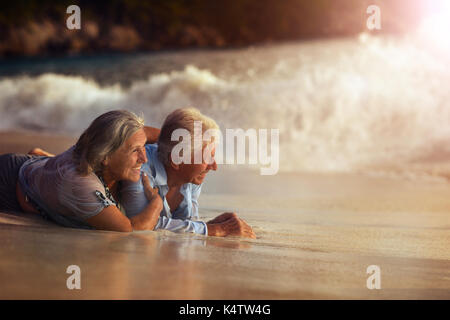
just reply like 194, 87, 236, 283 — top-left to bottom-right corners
0, 110, 162, 232
120, 107, 256, 238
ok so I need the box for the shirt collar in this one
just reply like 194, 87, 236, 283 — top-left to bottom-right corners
146, 144, 192, 195
147, 144, 168, 187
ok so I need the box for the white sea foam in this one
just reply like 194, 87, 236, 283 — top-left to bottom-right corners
1, 34, 450, 175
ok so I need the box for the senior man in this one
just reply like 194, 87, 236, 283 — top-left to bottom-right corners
121, 107, 256, 239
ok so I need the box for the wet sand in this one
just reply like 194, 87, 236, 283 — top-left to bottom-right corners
0, 131, 449, 299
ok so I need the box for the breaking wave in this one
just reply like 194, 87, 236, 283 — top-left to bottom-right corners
1, 33, 450, 175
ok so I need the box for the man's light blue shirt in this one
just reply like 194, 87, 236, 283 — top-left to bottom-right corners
120, 144, 207, 235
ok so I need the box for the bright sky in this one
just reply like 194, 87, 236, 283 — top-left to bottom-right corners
418, 0, 450, 50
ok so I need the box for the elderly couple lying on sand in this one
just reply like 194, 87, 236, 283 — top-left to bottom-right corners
0, 108, 255, 238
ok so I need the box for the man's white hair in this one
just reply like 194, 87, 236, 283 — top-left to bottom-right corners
157, 107, 219, 165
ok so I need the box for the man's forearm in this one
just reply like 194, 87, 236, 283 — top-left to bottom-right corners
154, 216, 208, 235
144, 126, 160, 144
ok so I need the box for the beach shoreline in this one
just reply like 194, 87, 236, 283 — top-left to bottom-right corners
1, 130, 449, 299
0, 130, 76, 155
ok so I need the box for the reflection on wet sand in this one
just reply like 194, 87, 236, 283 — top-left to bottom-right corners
0, 212, 449, 299
0, 221, 254, 299
1, 163, 450, 299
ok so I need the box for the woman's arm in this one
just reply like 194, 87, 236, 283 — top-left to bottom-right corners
128, 172, 162, 230
85, 174, 162, 232
144, 126, 160, 144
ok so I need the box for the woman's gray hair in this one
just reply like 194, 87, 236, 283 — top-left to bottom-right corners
157, 107, 219, 165
73, 110, 144, 175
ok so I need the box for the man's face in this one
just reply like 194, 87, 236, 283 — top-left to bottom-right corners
105, 128, 147, 182
178, 144, 217, 185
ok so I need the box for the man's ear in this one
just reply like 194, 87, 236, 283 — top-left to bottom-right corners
170, 159, 180, 171
102, 157, 109, 166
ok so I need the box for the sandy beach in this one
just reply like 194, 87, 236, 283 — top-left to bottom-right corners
2, 0, 450, 303
0, 131, 449, 299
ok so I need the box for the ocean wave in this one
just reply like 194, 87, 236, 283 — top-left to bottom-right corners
1, 35, 450, 175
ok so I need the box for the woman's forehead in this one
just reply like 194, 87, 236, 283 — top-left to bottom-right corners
124, 129, 147, 150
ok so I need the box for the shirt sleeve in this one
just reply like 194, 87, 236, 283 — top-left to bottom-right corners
154, 183, 207, 235
190, 183, 202, 220
171, 183, 203, 220
57, 173, 115, 220
154, 215, 208, 235
18, 154, 116, 228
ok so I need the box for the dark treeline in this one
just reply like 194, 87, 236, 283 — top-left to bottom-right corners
0, 0, 427, 57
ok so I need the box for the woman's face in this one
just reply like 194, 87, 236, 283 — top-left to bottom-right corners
103, 128, 147, 183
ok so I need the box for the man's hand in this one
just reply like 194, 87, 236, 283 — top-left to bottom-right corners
143, 126, 160, 144
206, 212, 238, 224
207, 212, 256, 239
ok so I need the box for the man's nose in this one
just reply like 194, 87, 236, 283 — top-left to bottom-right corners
208, 159, 217, 171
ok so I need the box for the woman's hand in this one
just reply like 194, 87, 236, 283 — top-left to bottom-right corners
142, 172, 160, 202
126, 173, 163, 231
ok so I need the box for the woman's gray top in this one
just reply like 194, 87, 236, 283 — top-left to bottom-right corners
18, 146, 122, 229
